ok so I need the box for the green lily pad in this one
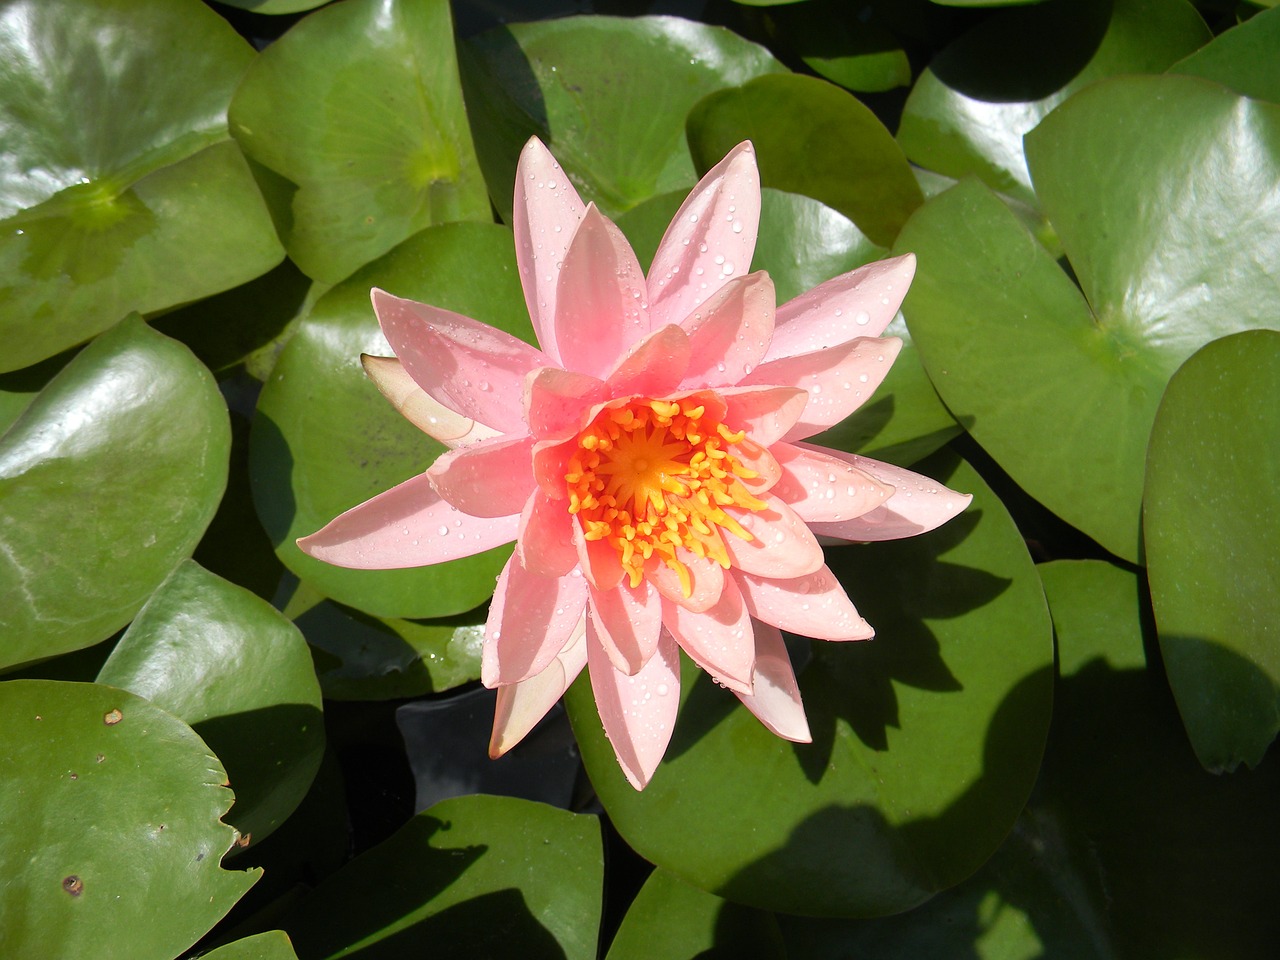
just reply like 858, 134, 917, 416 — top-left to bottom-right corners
0, 317, 230, 671
569, 451, 1053, 918
687, 73, 923, 247
898, 0, 1209, 208
0, 0, 284, 373
97, 560, 324, 845
758, 1, 912, 93
251, 222, 529, 619
1144, 330, 1280, 772
0, 680, 259, 959
229, 0, 490, 283
1171, 4, 1280, 102
218, 0, 328, 11
618, 186, 957, 466
606, 869, 785, 959
898, 76, 1280, 561
198, 931, 299, 960
460, 16, 786, 222
278, 795, 602, 959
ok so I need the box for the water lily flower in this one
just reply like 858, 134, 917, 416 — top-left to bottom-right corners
299, 137, 970, 789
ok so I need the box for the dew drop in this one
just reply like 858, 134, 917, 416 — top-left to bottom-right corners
858, 373, 869, 383
811, 383, 822, 394
437, 525, 449, 536
855, 311, 870, 325
689, 214, 699, 223
731, 222, 743, 234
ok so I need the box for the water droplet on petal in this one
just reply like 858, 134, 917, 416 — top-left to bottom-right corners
437, 525, 449, 536
855, 311, 870, 325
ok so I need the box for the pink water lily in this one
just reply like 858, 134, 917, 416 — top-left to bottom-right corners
299, 137, 970, 789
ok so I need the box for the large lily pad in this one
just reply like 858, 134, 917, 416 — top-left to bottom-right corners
278, 795, 602, 959
0, 680, 259, 960
1171, 5, 1280, 103
898, 0, 1209, 209
229, 0, 489, 283
569, 452, 1053, 918
251, 222, 529, 619
198, 932, 299, 960
1144, 331, 1280, 772
0, 318, 230, 671
897, 75, 1280, 561
0, 0, 284, 372
460, 16, 786, 222
687, 73, 923, 247
97, 560, 325, 845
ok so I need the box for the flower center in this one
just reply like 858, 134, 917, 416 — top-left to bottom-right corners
564, 396, 767, 596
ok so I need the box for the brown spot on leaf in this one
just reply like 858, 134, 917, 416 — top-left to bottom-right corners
96, 754, 105, 763
62, 876, 83, 896
68, 773, 77, 780
103, 709, 122, 725
234, 832, 252, 848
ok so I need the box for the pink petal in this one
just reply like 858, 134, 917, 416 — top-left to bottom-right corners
517, 492, 579, 578
427, 434, 535, 518
587, 579, 662, 675
768, 442, 894, 523
588, 629, 681, 790
513, 137, 587, 363
555, 204, 649, 378
803, 448, 973, 541
662, 576, 755, 694
532, 437, 573, 502
490, 617, 587, 758
606, 323, 692, 397
647, 549, 726, 613
734, 621, 811, 742
647, 142, 761, 331
372, 288, 544, 435
767, 254, 915, 360
719, 385, 809, 446
722, 494, 824, 579
362, 355, 502, 448
744, 336, 903, 442
297, 473, 519, 568
677, 271, 776, 390
734, 565, 874, 641
574, 522, 626, 592
734, 438, 783, 496
525, 366, 607, 441
483, 558, 588, 686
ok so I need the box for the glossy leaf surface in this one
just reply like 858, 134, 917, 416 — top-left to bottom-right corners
199, 932, 300, 960
687, 73, 923, 246
230, 0, 488, 283
97, 560, 325, 844
251, 223, 529, 619
570, 453, 1052, 917
0, 0, 283, 371
1145, 331, 1280, 771
0, 318, 229, 670
0, 680, 259, 959
279, 795, 602, 959
462, 15, 785, 221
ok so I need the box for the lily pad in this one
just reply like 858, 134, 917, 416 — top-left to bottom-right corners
278, 795, 602, 959
198, 932, 299, 960
97, 560, 325, 845
461, 15, 786, 222
758, 1, 912, 93
687, 73, 923, 247
898, 75, 1280, 561
606, 869, 785, 959
0, 680, 259, 960
251, 222, 529, 619
0, 0, 284, 372
0, 318, 229, 671
1170, 4, 1280, 102
898, 0, 1209, 208
569, 452, 1053, 918
229, 0, 489, 284
1144, 330, 1280, 772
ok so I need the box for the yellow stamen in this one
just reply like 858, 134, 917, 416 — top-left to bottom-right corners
564, 395, 766, 595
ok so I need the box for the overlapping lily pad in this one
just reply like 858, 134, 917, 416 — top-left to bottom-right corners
278, 795, 602, 959
1145, 331, 1280, 772
0, 0, 284, 372
251, 223, 530, 619
97, 560, 325, 844
229, 0, 489, 284
687, 73, 923, 247
898, 0, 1209, 208
1171, 5, 1280, 102
197, 932, 299, 960
461, 16, 786, 221
569, 452, 1053, 918
897, 74, 1280, 561
0, 680, 259, 960
1, 318, 229, 671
